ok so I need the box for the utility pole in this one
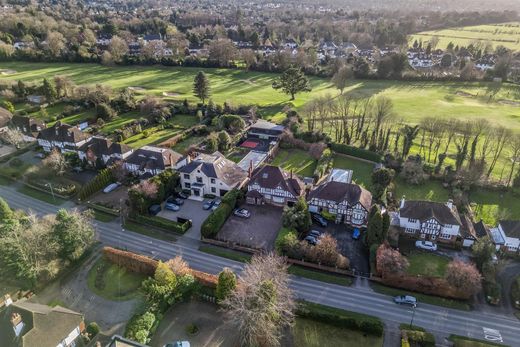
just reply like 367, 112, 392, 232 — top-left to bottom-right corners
409, 304, 417, 329
46, 183, 55, 202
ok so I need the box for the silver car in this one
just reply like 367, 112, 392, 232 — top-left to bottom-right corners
393, 295, 417, 307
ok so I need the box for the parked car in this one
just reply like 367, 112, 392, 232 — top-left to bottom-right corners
165, 202, 180, 211
415, 240, 437, 252
164, 342, 190, 347
309, 230, 322, 238
304, 235, 318, 245
233, 208, 251, 218
203, 200, 214, 210
34, 152, 45, 159
211, 198, 222, 211
393, 295, 417, 307
352, 228, 361, 240
167, 196, 184, 205
149, 204, 162, 216
176, 191, 189, 199
103, 182, 120, 193
311, 213, 328, 227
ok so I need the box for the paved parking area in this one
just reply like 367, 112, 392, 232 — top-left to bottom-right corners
311, 223, 370, 274
158, 199, 211, 240
217, 205, 283, 251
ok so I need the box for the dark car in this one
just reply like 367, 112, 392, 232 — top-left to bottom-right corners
304, 235, 318, 245
309, 230, 322, 238
176, 191, 189, 199
203, 200, 214, 210
311, 213, 328, 227
167, 196, 184, 205
149, 204, 162, 216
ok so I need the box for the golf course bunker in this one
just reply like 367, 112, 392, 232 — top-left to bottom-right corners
0, 69, 17, 75
128, 86, 146, 92
162, 91, 180, 97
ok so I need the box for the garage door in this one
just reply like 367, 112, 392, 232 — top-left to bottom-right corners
463, 239, 474, 248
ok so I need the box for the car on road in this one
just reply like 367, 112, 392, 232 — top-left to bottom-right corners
352, 228, 361, 240
203, 199, 214, 210
149, 204, 162, 216
164, 342, 190, 347
233, 208, 251, 218
415, 240, 437, 251
103, 182, 120, 193
393, 295, 417, 307
166, 196, 184, 205
311, 213, 328, 227
211, 198, 222, 210
304, 235, 318, 245
309, 229, 322, 238
165, 202, 181, 211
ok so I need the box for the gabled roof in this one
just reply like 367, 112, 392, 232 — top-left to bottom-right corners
179, 152, 248, 187
249, 120, 285, 133
37, 121, 90, 145
308, 181, 372, 210
0, 300, 83, 347
126, 146, 182, 172
249, 165, 304, 198
0, 107, 13, 128
79, 136, 132, 158
400, 200, 462, 226
11, 115, 45, 135
473, 220, 490, 238
499, 220, 520, 238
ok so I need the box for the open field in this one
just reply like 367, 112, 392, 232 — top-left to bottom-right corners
2, 62, 520, 131
409, 22, 520, 52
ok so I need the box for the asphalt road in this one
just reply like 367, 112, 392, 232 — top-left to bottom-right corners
1, 185, 519, 346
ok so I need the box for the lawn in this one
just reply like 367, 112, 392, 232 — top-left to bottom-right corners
3, 62, 520, 131
271, 148, 317, 177
406, 252, 450, 278
333, 154, 374, 191
171, 135, 205, 154
86, 257, 145, 301
198, 245, 252, 263
123, 221, 178, 242
17, 185, 66, 205
470, 188, 520, 226
288, 266, 353, 286
92, 210, 116, 222
409, 22, 520, 52
394, 177, 451, 202
122, 127, 183, 148
293, 318, 383, 347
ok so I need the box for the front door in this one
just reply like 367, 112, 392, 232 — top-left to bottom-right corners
193, 189, 200, 196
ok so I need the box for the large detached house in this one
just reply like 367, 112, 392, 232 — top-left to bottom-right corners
398, 197, 462, 244
490, 220, 520, 253
11, 115, 46, 141
125, 146, 184, 178
78, 136, 133, 167
307, 181, 372, 227
0, 299, 84, 347
37, 122, 91, 153
246, 165, 304, 206
248, 120, 285, 142
179, 151, 248, 199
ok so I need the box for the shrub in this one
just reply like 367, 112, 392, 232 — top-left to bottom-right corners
402, 329, 435, 347
125, 311, 156, 344
185, 323, 199, 335
216, 268, 237, 302
331, 143, 382, 162
275, 228, 297, 254
86, 322, 100, 337
201, 189, 239, 238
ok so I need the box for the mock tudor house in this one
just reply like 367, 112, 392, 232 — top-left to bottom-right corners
397, 197, 462, 244
490, 220, 520, 253
37, 122, 91, 153
0, 298, 84, 347
307, 181, 372, 227
179, 151, 248, 199
124, 145, 184, 178
246, 165, 305, 206
11, 115, 46, 141
78, 136, 133, 167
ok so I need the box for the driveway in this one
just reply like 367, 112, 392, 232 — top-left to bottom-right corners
158, 199, 211, 240
217, 204, 283, 251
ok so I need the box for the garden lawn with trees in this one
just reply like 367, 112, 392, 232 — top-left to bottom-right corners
271, 149, 317, 177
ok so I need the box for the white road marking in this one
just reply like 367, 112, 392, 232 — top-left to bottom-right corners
483, 327, 503, 342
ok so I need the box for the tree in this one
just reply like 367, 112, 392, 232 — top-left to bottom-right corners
440, 54, 453, 68
97, 103, 116, 120
108, 35, 128, 63
401, 125, 420, 159
282, 197, 312, 234
217, 130, 232, 151
216, 267, 237, 302
376, 243, 409, 278
272, 66, 312, 100
371, 168, 394, 201
445, 260, 482, 296
45, 31, 65, 57
52, 209, 95, 262
331, 66, 352, 94
400, 159, 425, 185
1, 100, 14, 113
471, 236, 495, 270
222, 253, 295, 347
207, 39, 238, 67
42, 78, 58, 102
0, 197, 13, 223
366, 205, 386, 246
193, 71, 210, 104
142, 261, 178, 309
43, 149, 68, 176
1, 128, 24, 147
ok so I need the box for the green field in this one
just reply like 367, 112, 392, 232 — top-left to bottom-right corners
333, 154, 374, 191
410, 22, 520, 51
2, 62, 520, 132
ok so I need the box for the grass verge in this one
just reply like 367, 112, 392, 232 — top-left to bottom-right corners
447, 334, 509, 347
123, 221, 178, 242
17, 185, 66, 205
288, 266, 352, 286
371, 283, 471, 311
198, 245, 252, 263
93, 210, 116, 222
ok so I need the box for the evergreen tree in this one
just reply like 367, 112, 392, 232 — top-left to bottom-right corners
42, 78, 58, 102
193, 71, 210, 104
365, 205, 383, 247
216, 267, 237, 302
272, 66, 311, 100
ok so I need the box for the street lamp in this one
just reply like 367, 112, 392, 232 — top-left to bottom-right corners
45, 183, 55, 202
409, 303, 417, 329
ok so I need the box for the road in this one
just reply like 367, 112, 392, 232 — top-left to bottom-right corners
1, 184, 519, 346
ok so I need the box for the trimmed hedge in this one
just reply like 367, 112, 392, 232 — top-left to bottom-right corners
313, 148, 334, 182
296, 301, 384, 337
275, 227, 297, 254
331, 143, 382, 163
134, 214, 192, 234
201, 189, 240, 238
103, 247, 158, 276
78, 168, 115, 201
402, 329, 435, 347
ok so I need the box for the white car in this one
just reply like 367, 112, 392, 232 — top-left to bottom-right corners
103, 182, 120, 193
415, 240, 437, 251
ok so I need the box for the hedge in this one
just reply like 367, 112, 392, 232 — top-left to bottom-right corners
201, 189, 240, 238
296, 301, 384, 337
103, 247, 158, 276
402, 329, 435, 347
275, 227, 297, 254
134, 214, 192, 234
78, 168, 115, 201
313, 148, 334, 182
331, 143, 382, 163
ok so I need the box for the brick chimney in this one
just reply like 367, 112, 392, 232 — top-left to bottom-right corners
400, 195, 406, 209
446, 199, 454, 210
248, 160, 253, 178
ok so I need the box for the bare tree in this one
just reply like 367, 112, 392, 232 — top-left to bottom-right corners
487, 126, 511, 177
43, 149, 68, 176
108, 35, 129, 62
506, 137, 520, 186
468, 119, 488, 169
1, 128, 24, 146
222, 253, 295, 347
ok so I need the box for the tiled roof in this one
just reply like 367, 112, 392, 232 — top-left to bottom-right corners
179, 152, 248, 187
499, 220, 520, 238
37, 122, 89, 144
308, 181, 372, 210
400, 200, 462, 226
249, 165, 304, 198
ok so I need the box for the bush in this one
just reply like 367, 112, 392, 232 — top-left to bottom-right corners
86, 322, 100, 337
402, 329, 436, 347
125, 311, 156, 344
296, 301, 384, 337
275, 228, 297, 254
134, 214, 192, 234
331, 143, 382, 162
313, 148, 334, 182
201, 189, 240, 238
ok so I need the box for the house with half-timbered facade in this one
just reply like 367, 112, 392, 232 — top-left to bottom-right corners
246, 165, 305, 206
397, 197, 462, 244
307, 181, 372, 228
37, 121, 91, 153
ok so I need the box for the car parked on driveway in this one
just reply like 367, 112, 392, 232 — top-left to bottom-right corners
304, 235, 319, 245
211, 198, 222, 211
176, 191, 189, 199
352, 228, 361, 240
103, 182, 120, 193
309, 229, 322, 238
165, 202, 180, 211
167, 196, 184, 205
415, 240, 437, 251
233, 208, 251, 218
149, 204, 162, 216
164, 342, 190, 347
311, 213, 328, 227
393, 295, 417, 307
203, 200, 214, 210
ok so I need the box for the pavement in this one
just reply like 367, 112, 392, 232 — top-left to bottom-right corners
1, 184, 520, 346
